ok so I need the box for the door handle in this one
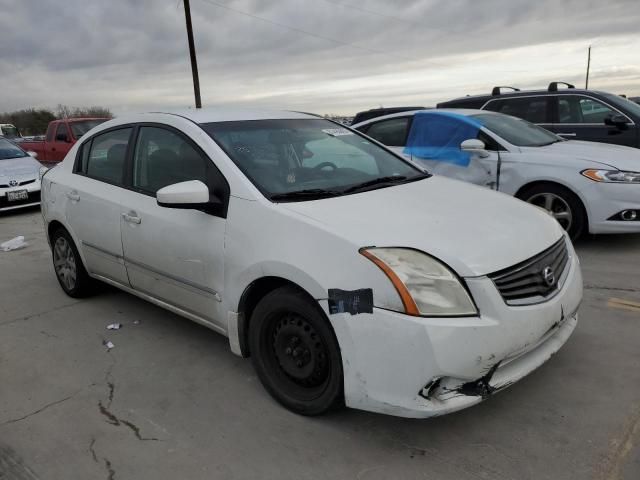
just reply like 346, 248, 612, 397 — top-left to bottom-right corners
557, 133, 576, 137
66, 191, 80, 201
122, 212, 142, 224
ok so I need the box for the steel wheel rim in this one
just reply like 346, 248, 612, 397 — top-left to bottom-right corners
526, 192, 573, 231
269, 313, 330, 390
53, 237, 77, 291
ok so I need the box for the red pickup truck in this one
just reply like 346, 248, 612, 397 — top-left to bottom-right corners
18, 118, 109, 163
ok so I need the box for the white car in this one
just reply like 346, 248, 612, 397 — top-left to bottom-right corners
41, 109, 582, 418
0, 138, 46, 212
352, 109, 640, 239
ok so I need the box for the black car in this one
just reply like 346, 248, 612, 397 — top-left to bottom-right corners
438, 82, 640, 148
351, 106, 427, 126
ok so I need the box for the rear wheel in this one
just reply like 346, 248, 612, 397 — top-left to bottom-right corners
518, 184, 587, 240
51, 228, 94, 297
249, 286, 343, 415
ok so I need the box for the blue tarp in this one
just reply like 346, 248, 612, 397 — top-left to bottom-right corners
403, 111, 483, 167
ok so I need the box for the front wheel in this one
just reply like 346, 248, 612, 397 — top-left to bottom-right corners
518, 184, 587, 240
249, 286, 344, 416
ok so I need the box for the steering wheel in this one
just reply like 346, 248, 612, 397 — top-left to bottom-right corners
312, 162, 338, 171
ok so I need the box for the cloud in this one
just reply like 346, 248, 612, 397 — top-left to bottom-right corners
1, 0, 639, 115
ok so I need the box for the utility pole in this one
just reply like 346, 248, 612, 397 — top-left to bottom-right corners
183, 0, 202, 108
585, 45, 591, 90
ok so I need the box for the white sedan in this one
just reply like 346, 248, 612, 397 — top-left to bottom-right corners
41, 109, 582, 418
352, 109, 640, 239
0, 138, 47, 212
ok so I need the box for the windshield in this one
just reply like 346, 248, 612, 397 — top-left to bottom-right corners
1, 125, 20, 139
201, 119, 427, 201
471, 113, 561, 147
70, 119, 108, 138
600, 92, 640, 118
0, 138, 28, 160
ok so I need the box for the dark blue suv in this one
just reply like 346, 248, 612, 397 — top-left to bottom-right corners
438, 82, 640, 148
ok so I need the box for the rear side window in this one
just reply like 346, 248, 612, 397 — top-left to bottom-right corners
362, 117, 410, 146
46, 124, 56, 142
485, 97, 549, 123
83, 128, 132, 185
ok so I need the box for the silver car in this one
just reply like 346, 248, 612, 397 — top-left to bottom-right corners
0, 138, 46, 212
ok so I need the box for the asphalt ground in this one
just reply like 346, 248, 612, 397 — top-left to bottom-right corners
1, 207, 639, 480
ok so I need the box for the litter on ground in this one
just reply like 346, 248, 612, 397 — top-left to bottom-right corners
1, 236, 28, 252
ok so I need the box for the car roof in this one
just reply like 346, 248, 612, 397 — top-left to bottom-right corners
352, 108, 498, 126
143, 108, 318, 123
441, 88, 611, 105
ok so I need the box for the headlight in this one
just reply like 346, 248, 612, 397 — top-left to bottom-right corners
360, 247, 478, 317
581, 169, 640, 183
39, 166, 49, 181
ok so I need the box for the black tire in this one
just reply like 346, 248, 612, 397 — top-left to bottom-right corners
249, 286, 344, 416
51, 228, 94, 297
518, 183, 587, 240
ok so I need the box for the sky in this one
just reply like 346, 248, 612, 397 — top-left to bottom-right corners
1, 0, 639, 116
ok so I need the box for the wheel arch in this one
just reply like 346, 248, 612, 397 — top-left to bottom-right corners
514, 179, 590, 231
235, 276, 322, 358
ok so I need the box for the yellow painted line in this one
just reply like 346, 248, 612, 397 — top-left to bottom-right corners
607, 297, 640, 313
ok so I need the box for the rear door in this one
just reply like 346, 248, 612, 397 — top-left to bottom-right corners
65, 127, 132, 284
118, 125, 229, 327
362, 114, 499, 189
551, 94, 636, 146
357, 116, 413, 160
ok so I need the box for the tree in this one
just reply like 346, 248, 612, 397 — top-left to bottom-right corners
55, 104, 113, 119
0, 108, 56, 136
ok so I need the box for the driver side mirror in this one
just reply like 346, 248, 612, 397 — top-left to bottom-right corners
157, 180, 218, 210
604, 114, 629, 130
56, 132, 70, 142
460, 139, 490, 158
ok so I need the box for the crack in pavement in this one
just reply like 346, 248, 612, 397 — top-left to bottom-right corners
0, 394, 75, 427
104, 458, 116, 480
597, 404, 640, 480
96, 356, 160, 442
585, 284, 640, 293
0, 301, 81, 327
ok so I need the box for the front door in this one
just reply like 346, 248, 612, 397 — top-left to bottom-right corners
64, 127, 132, 284
119, 125, 228, 327
51, 123, 72, 162
550, 95, 637, 147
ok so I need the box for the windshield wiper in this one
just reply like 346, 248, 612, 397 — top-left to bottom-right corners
343, 174, 428, 194
270, 188, 344, 202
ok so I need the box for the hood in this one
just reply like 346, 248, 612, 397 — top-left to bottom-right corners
528, 140, 640, 171
0, 156, 41, 182
281, 176, 564, 277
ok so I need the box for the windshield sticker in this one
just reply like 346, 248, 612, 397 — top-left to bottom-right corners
322, 128, 353, 137
328, 288, 374, 315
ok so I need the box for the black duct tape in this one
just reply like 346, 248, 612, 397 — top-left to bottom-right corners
328, 288, 374, 315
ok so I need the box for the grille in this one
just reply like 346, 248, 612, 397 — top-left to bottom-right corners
0, 190, 41, 209
0, 179, 36, 188
489, 238, 569, 305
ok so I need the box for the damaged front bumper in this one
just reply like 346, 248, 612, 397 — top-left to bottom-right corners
322, 249, 583, 418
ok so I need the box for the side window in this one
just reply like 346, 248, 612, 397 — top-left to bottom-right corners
55, 123, 69, 142
84, 128, 132, 185
363, 117, 410, 146
557, 95, 622, 124
485, 97, 549, 123
133, 126, 208, 194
